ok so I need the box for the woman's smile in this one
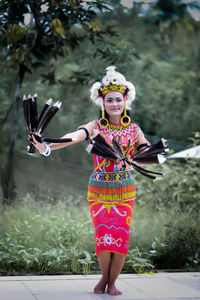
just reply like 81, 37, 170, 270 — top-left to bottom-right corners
111, 107, 120, 111
104, 91, 125, 119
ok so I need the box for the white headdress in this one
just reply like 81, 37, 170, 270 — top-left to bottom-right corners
90, 66, 136, 110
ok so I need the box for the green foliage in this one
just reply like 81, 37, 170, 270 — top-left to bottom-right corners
135, 159, 200, 214
189, 131, 200, 147
132, 156, 200, 271
0, 196, 96, 275
124, 248, 154, 273
0, 154, 200, 275
0, 1, 200, 272
1, 0, 200, 157
132, 205, 200, 271
0, 196, 156, 275
0, 0, 118, 203
156, 221, 200, 270
0, 0, 113, 70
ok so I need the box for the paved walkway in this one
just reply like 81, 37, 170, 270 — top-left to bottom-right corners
0, 272, 199, 300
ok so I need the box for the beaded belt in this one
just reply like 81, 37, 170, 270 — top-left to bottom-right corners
90, 171, 132, 182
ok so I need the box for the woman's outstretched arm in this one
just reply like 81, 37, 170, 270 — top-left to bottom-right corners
29, 121, 94, 153
135, 131, 150, 150
134, 130, 151, 166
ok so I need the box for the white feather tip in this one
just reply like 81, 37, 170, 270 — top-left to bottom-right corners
161, 138, 167, 147
46, 98, 52, 105
86, 144, 93, 153
27, 146, 36, 155
158, 154, 166, 164
57, 101, 62, 109
106, 66, 116, 72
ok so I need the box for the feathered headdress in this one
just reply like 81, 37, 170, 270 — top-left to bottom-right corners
90, 66, 136, 110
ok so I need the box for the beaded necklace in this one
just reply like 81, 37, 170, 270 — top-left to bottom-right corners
107, 123, 124, 143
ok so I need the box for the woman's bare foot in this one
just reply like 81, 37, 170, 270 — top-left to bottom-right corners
107, 284, 122, 296
93, 277, 108, 294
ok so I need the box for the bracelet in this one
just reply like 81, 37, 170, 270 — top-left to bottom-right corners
78, 127, 89, 140
39, 142, 51, 156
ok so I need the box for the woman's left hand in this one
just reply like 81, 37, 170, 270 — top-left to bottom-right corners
28, 135, 46, 152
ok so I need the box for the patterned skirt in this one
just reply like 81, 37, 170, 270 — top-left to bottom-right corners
87, 170, 136, 256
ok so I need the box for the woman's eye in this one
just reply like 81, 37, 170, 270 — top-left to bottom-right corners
117, 99, 122, 102
106, 99, 112, 103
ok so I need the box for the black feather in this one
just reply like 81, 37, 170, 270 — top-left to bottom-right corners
92, 132, 117, 155
43, 138, 73, 143
144, 139, 167, 154
133, 155, 159, 164
23, 96, 29, 131
27, 143, 37, 155
132, 139, 167, 159
93, 141, 119, 161
124, 138, 131, 158
38, 102, 61, 134
134, 149, 166, 159
27, 95, 32, 132
89, 142, 119, 161
131, 161, 163, 176
132, 164, 157, 179
112, 138, 124, 158
32, 94, 38, 131
30, 96, 36, 132
36, 98, 52, 131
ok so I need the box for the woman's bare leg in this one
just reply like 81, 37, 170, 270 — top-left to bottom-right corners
107, 253, 126, 296
94, 251, 111, 294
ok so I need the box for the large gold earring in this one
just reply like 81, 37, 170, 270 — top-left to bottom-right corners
121, 97, 131, 127
99, 107, 109, 128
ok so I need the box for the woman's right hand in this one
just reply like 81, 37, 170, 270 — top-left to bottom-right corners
28, 135, 46, 153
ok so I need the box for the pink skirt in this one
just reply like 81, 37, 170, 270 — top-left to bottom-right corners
88, 171, 135, 256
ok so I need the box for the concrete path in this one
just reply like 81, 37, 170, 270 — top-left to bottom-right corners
0, 272, 199, 300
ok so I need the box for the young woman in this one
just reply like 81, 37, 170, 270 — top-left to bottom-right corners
30, 66, 149, 296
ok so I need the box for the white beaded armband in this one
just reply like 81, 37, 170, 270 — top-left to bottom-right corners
39, 142, 51, 156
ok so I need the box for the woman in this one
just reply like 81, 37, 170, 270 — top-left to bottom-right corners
30, 66, 149, 296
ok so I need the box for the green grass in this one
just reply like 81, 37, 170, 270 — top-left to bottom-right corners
0, 190, 199, 275
0, 196, 96, 275
0, 157, 200, 275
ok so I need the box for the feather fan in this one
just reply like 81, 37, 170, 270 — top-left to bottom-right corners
23, 94, 73, 155
87, 131, 168, 179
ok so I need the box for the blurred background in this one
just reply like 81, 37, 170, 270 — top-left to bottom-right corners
0, 0, 199, 275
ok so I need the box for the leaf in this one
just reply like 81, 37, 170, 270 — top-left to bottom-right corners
6, 24, 27, 44
90, 20, 102, 32
51, 19, 66, 39
69, 0, 80, 8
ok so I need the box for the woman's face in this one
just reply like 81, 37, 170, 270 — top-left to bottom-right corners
104, 91, 125, 117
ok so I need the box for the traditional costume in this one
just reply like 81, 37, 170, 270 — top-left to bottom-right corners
88, 121, 141, 256
87, 66, 167, 256
88, 66, 144, 256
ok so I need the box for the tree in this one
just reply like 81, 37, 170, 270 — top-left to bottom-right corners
0, 0, 114, 203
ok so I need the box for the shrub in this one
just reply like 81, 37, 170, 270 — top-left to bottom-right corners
0, 156, 199, 274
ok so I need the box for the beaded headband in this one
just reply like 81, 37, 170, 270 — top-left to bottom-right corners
90, 66, 136, 110
101, 84, 125, 96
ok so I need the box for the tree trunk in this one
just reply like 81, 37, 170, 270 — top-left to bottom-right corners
1, 64, 25, 205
